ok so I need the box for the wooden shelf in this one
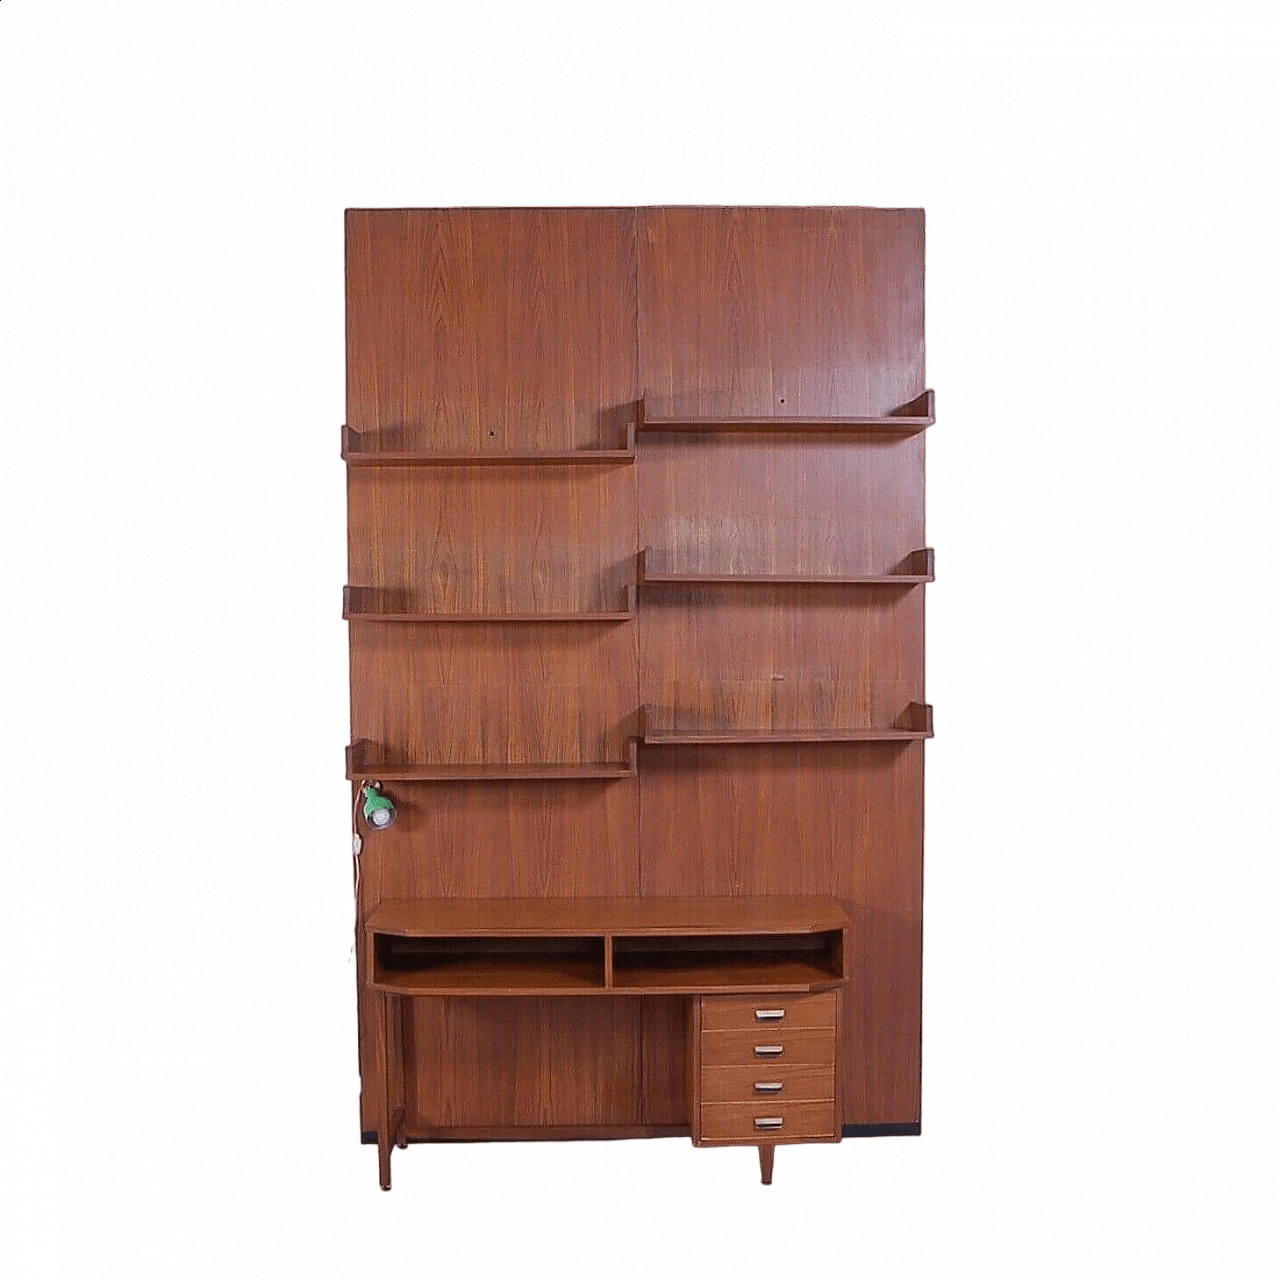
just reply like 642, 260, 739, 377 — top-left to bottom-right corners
347, 740, 638, 782
342, 425, 636, 466
367, 895, 849, 938
344, 585, 637, 623
609, 952, 841, 994
639, 548, 933, 585
640, 703, 933, 744
366, 896, 849, 996
638, 391, 934, 434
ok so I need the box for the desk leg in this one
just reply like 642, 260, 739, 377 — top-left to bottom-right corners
758, 1144, 775, 1186
375, 992, 394, 1190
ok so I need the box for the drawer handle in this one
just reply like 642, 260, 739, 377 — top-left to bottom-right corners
754, 1044, 784, 1058
754, 1117, 785, 1131
753, 1081, 784, 1094
754, 1008, 786, 1021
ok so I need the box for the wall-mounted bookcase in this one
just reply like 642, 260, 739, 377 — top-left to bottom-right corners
345, 205, 931, 1190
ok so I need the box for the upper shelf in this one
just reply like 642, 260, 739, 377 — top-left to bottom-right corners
343, 585, 637, 623
367, 894, 849, 938
640, 703, 934, 744
342, 425, 636, 466
637, 390, 934, 435
346, 739, 638, 782
639, 547, 934, 586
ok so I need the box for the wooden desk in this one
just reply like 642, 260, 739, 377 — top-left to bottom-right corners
365, 895, 848, 1187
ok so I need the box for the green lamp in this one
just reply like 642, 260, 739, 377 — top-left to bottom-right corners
361, 783, 397, 830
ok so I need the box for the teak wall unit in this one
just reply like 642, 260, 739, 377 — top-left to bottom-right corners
344, 206, 931, 1189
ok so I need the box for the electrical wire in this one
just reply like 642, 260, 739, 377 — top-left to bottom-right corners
353, 773, 368, 896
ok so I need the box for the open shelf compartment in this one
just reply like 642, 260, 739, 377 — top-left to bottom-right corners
637, 390, 934, 434
639, 703, 934, 744
639, 547, 933, 586
610, 932, 844, 993
342, 424, 636, 466
373, 934, 606, 995
344, 584, 637, 623
366, 896, 848, 996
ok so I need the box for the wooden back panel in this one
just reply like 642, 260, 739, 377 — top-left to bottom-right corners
346, 206, 926, 1136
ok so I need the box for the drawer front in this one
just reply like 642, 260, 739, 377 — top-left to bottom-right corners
700, 1063, 835, 1105
700, 1100, 837, 1143
701, 992, 837, 1033
700, 1027, 836, 1068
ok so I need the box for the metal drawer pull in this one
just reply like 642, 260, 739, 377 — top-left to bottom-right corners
754, 1044, 784, 1058
754, 1117, 785, 1131
754, 1008, 786, 1021
753, 1081, 784, 1094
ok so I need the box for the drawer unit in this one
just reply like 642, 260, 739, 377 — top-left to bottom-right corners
700, 992, 837, 1033
700, 1063, 835, 1105
700, 1101, 837, 1144
699, 1026, 836, 1068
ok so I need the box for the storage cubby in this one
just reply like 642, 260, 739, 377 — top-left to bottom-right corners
610, 932, 845, 993
372, 934, 607, 995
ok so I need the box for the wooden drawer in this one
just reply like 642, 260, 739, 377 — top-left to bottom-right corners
700, 992, 837, 1033
700, 1026, 836, 1068
700, 1063, 834, 1105
700, 1100, 837, 1143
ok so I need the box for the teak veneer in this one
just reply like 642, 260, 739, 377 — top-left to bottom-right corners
345, 205, 932, 1189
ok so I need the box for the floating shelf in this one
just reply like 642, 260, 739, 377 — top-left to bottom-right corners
342, 425, 636, 466
366, 896, 848, 996
343, 585, 637, 623
639, 703, 933, 744
639, 548, 934, 585
346, 739, 638, 782
637, 391, 934, 434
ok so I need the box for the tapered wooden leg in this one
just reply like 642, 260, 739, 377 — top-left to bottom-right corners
758, 1144, 775, 1185
378, 1131, 392, 1190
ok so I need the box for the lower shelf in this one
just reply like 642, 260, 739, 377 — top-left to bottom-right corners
347, 740, 638, 781
611, 934, 843, 993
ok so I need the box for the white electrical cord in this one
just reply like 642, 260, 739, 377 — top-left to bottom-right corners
350, 781, 368, 960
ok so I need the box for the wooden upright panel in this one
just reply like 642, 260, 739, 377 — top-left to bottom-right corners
346, 206, 928, 1146
639, 206, 925, 420
638, 207, 926, 1127
346, 208, 638, 452
346, 209, 646, 1135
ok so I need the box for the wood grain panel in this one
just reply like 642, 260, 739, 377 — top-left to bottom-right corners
639, 585, 923, 732
638, 206, 924, 420
349, 619, 637, 768
362, 783, 640, 902
347, 208, 638, 450
348, 467, 636, 613
404, 999, 647, 1129
639, 435, 925, 579
639, 743, 923, 1123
